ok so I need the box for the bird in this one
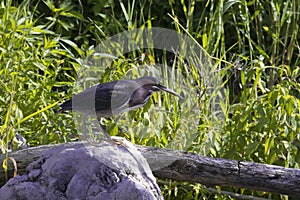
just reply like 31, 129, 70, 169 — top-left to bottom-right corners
60, 76, 183, 143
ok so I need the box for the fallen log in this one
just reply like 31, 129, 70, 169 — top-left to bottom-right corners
1, 140, 299, 197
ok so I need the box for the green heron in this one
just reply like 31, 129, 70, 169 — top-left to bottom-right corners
60, 76, 182, 142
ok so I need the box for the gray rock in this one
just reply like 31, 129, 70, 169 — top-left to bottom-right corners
0, 138, 163, 200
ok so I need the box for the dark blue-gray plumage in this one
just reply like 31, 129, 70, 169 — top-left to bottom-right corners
60, 76, 182, 141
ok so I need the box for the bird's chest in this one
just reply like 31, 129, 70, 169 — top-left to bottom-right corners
128, 88, 152, 108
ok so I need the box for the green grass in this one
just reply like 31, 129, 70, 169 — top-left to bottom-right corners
0, 0, 299, 199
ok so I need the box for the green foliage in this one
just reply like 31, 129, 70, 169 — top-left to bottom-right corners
0, 0, 80, 153
168, 0, 300, 67
221, 63, 300, 168
0, 0, 299, 199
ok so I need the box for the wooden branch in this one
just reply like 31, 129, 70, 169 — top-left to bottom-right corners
1, 141, 300, 197
138, 145, 300, 196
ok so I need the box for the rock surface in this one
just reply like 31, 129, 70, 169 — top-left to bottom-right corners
0, 138, 163, 200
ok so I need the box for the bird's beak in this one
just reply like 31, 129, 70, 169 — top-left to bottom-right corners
156, 84, 183, 99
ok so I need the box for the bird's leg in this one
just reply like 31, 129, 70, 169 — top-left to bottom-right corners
95, 117, 112, 140
82, 113, 89, 140
83, 115, 126, 146
95, 117, 128, 147
82, 114, 109, 145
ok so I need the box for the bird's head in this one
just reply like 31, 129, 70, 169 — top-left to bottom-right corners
136, 76, 183, 99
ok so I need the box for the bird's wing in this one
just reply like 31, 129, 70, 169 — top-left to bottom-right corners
69, 84, 103, 114
94, 80, 138, 115
62, 80, 139, 116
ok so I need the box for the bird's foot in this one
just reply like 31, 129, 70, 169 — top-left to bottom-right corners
85, 135, 128, 148
106, 136, 129, 148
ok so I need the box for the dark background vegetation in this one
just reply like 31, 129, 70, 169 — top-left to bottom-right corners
1, 0, 299, 199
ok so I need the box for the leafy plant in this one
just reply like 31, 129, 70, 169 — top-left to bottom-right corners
0, 0, 81, 155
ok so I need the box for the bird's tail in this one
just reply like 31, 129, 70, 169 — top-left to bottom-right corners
60, 99, 72, 110
54, 99, 72, 114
